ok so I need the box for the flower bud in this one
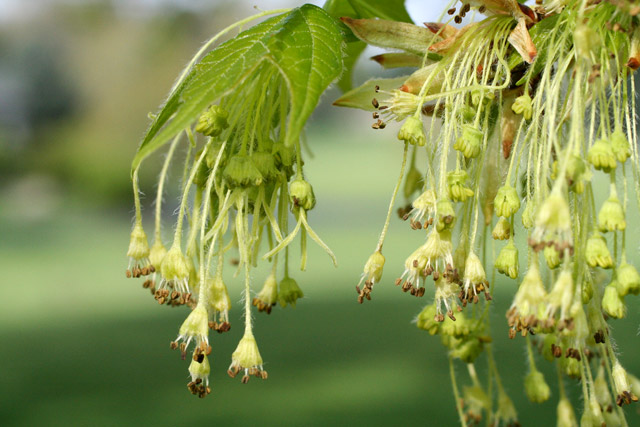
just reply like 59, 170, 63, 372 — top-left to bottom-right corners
449, 336, 483, 363
587, 139, 616, 172
397, 116, 426, 146
616, 261, 640, 296
612, 360, 639, 406
562, 356, 581, 378
494, 184, 520, 218
543, 246, 561, 269
533, 192, 572, 246
228, 332, 267, 382
512, 94, 533, 120
495, 240, 518, 279
610, 129, 631, 163
508, 261, 547, 329
161, 245, 190, 284
602, 282, 626, 319
496, 392, 518, 426
453, 124, 483, 159
289, 177, 316, 211
272, 142, 295, 169
188, 355, 211, 397
362, 251, 385, 286
195, 105, 229, 137
127, 222, 150, 262
585, 233, 613, 268
208, 275, 231, 326
278, 276, 304, 307
556, 397, 577, 427
251, 151, 279, 183
594, 365, 611, 408
598, 189, 626, 232
440, 309, 472, 338
522, 200, 535, 229
436, 199, 456, 231
178, 304, 209, 344
582, 278, 594, 304
222, 155, 263, 188
492, 217, 511, 240
252, 273, 278, 314
447, 170, 474, 202
471, 88, 494, 106
149, 240, 167, 270
416, 304, 439, 335
463, 250, 486, 289
524, 370, 550, 403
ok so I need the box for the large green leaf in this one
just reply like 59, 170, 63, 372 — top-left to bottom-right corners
132, 5, 343, 171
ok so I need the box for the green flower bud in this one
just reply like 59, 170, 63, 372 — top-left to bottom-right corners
611, 129, 631, 163
251, 151, 278, 183
581, 395, 606, 427
416, 304, 439, 335
403, 165, 423, 199
207, 275, 231, 327
541, 333, 557, 362
612, 360, 638, 406
459, 105, 476, 122
361, 251, 385, 286
616, 261, 640, 296
495, 240, 518, 279
543, 246, 561, 269
533, 192, 572, 246
522, 200, 535, 229
524, 370, 550, 403
229, 331, 267, 381
188, 354, 211, 396
440, 307, 472, 338
594, 365, 611, 408
252, 273, 278, 314
509, 261, 547, 323
512, 94, 533, 120
492, 217, 511, 240
494, 184, 520, 218
289, 177, 316, 211
562, 355, 581, 378
278, 276, 304, 307
471, 88, 494, 106
556, 397, 577, 427
496, 392, 518, 427
161, 245, 190, 284
149, 240, 167, 272
222, 155, 263, 188
397, 116, 426, 146
547, 270, 574, 321
450, 336, 483, 363
587, 139, 616, 172
272, 142, 296, 169
447, 170, 474, 202
585, 233, 613, 268
127, 222, 150, 262
436, 199, 456, 231
462, 385, 491, 422
598, 189, 626, 232
454, 124, 483, 159
195, 105, 229, 137
178, 304, 209, 345
602, 282, 626, 319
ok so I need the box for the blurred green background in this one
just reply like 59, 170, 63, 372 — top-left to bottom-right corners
1, 1, 640, 426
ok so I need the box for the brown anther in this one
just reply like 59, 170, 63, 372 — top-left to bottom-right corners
261, 371, 268, 380
395, 278, 403, 286
170, 341, 178, 350
149, 265, 156, 273
126, 270, 132, 278
435, 313, 445, 322
410, 287, 417, 296
171, 291, 179, 300
241, 375, 250, 384
447, 310, 456, 321
478, 5, 486, 13
447, 7, 456, 15
372, 98, 379, 109
142, 280, 151, 289
473, 295, 479, 304
462, 3, 470, 13
454, 15, 462, 24
206, 345, 212, 355
508, 329, 516, 339
180, 342, 187, 353
417, 287, 425, 297
157, 297, 166, 305
372, 112, 379, 119
433, 271, 440, 281
374, 85, 380, 92
196, 353, 204, 363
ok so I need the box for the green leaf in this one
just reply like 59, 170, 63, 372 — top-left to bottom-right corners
332, 76, 407, 111
337, 41, 366, 92
132, 5, 343, 171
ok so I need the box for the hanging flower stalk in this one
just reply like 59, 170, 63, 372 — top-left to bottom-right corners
125, 5, 342, 397
335, 0, 640, 424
